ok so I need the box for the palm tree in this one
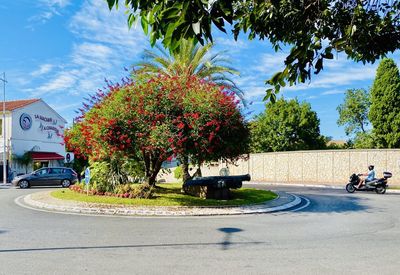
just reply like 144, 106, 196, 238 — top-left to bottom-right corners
133, 40, 245, 183
134, 39, 244, 100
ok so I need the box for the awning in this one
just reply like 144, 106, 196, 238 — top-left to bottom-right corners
31, 152, 64, 161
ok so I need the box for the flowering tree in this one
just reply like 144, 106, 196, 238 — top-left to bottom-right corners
65, 74, 249, 186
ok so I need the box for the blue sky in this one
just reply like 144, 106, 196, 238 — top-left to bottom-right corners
1, 0, 399, 140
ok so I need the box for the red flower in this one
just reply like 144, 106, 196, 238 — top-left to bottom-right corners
177, 122, 185, 129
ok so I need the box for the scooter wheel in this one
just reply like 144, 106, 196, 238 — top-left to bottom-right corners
375, 186, 386, 194
346, 183, 355, 193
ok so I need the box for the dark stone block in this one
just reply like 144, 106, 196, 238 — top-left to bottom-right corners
182, 174, 251, 200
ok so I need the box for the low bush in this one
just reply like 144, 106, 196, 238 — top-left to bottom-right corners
69, 183, 154, 199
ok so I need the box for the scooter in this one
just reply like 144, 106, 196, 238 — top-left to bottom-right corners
345, 172, 392, 194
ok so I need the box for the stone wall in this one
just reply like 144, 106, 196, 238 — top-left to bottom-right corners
160, 150, 400, 186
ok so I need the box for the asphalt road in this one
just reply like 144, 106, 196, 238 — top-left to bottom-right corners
1, 185, 399, 275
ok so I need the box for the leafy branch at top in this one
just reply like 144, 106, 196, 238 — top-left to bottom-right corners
106, 0, 400, 101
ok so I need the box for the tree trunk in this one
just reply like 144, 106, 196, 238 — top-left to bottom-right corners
147, 157, 163, 187
180, 155, 191, 184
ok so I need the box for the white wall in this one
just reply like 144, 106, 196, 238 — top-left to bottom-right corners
0, 112, 12, 157
10, 100, 66, 156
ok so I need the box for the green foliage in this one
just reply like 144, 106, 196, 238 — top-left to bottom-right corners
107, 0, 400, 101
250, 98, 325, 152
173, 166, 183, 180
135, 39, 244, 102
123, 158, 145, 182
12, 152, 32, 173
369, 58, 400, 148
90, 159, 130, 193
337, 89, 370, 136
72, 156, 88, 178
353, 132, 376, 149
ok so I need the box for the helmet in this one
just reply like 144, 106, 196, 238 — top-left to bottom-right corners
368, 165, 374, 170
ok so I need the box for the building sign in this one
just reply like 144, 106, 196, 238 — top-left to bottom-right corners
19, 113, 32, 130
35, 114, 61, 139
35, 114, 57, 125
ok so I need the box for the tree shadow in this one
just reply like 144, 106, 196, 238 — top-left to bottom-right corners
296, 194, 370, 213
218, 227, 243, 250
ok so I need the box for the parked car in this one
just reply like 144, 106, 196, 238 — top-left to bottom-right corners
12, 167, 78, 189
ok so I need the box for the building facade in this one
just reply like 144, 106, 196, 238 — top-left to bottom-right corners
0, 99, 67, 179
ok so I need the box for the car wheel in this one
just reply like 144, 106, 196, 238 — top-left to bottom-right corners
61, 179, 71, 188
19, 180, 30, 189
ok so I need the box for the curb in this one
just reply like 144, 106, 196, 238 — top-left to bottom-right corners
17, 191, 303, 217
247, 182, 400, 194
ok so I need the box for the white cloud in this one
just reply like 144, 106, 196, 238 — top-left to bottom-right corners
27, 0, 146, 98
280, 64, 377, 94
253, 52, 287, 74
243, 86, 268, 99
31, 64, 54, 77
69, 0, 144, 52
29, 72, 77, 96
321, 89, 344, 95
215, 37, 249, 50
71, 43, 113, 68
29, 0, 71, 24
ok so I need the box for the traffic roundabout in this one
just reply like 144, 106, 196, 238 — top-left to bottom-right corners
15, 189, 305, 217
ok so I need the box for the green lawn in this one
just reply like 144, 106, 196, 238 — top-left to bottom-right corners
51, 183, 277, 207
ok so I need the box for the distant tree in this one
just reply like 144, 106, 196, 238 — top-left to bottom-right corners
369, 58, 400, 148
12, 152, 32, 174
353, 132, 376, 149
107, 0, 400, 101
337, 88, 370, 137
250, 98, 325, 152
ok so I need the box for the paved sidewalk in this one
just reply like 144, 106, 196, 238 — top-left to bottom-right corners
17, 190, 302, 217
0, 183, 13, 189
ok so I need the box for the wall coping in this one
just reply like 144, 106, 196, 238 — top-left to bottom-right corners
252, 149, 400, 156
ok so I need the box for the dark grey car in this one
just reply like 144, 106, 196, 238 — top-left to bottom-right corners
12, 167, 78, 189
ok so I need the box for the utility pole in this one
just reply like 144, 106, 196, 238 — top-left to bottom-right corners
0, 73, 7, 184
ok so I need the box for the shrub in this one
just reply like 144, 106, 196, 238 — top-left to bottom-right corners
90, 159, 130, 193
70, 182, 154, 199
174, 166, 183, 180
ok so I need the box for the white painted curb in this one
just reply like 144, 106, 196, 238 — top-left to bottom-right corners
17, 191, 303, 217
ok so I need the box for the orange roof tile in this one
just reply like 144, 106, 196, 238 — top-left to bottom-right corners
0, 99, 40, 111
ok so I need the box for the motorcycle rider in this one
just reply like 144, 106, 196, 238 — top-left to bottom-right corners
357, 165, 375, 189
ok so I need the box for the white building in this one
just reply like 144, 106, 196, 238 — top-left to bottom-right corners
0, 99, 67, 178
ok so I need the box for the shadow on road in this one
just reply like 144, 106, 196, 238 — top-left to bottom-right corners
296, 194, 369, 213
0, 240, 264, 254
218, 227, 243, 250
0, 230, 7, 234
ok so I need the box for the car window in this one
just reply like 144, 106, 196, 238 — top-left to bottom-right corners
36, 168, 49, 175
52, 168, 63, 174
